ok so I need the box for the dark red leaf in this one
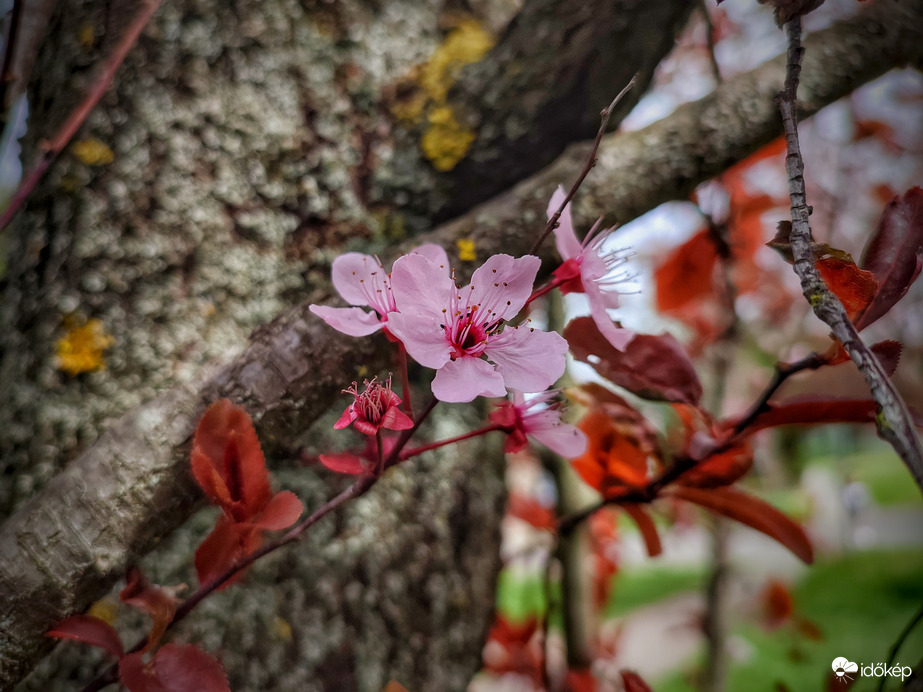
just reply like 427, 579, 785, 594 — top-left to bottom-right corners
564, 668, 597, 692
654, 229, 718, 314
153, 643, 230, 692
856, 187, 923, 329
679, 441, 753, 489
120, 652, 165, 692
737, 398, 878, 434
254, 490, 303, 530
565, 317, 703, 406
46, 615, 124, 659
191, 400, 272, 521
671, 486, 813, 564
620, 670, 654, 692
119, 567, 179, 653
623, 504, 662, 557
822, 340, 902, 376
194, 516, 259, 588
318, 452, 368, 475
815, 256, 878, 321
762, 579, 794, 628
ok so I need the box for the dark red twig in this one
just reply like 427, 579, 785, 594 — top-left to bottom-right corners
775, 17, 923, 490
528, 75, 636, 256
0, 0, 163, 233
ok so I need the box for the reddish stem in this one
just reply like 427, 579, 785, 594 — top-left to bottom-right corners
524, 276, 565, 308
399, 423, 503, 461
0, 0, 164, 233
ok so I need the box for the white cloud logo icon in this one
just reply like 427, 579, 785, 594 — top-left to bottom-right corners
832, 658, 859, 682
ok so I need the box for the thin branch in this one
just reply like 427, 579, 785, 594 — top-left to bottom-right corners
878, 601, 923, 692
775, 17, 923, 490
399, 423, 502, 461
0, 0, 163, 233
528, 75, 636, 256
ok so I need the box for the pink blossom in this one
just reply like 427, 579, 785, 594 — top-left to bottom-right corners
490, 390, 587, 458
387, 253, 568, 403
548, 186, 634, 350
333, 376, 414, 436
309, 244, 449, 337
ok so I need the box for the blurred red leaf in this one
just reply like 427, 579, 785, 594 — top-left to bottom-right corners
623, 504, 662, 557
855, 187, 923, 329
153, 643, 230, 692
815, 256, 878, 321
482, 616, 542, 683
762, 579, 794, 628
119, 644, 230, 692
670, 486, 814, 564
737, 398, 879, 434
318, 452, 367, 475
119, 567, 179, 653
564, 668, 596, 692
655, 229, 717, 314
565, 317, 703, 406
621, 670, 654, 692
571, 410, 650, 496
508, 493, 556, 530
191, 399, 272, 522
679, 441, 753, 489
46, 615, 124, 659
384, 683, 410, 692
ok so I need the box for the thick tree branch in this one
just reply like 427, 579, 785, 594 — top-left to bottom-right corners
2, 1, 922, 687
776, 17, 923, 489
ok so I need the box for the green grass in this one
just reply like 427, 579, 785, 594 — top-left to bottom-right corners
651, 549, 923, 692
605, 566, 706, 619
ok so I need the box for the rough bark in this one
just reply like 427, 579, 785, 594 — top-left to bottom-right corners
1, 0, 921, 688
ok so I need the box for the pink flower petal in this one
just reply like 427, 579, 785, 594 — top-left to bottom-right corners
309, 305, 383, 337
488, 326, 568, 393
411, 243, 450, 272
330, 253, 392, 312
431, 357, 507, 403
468, 254, 541, 321
319, 453, 368, 475
588, 305, 635, 351
391, 253, 456, 319
381, 406, 414, 431
548, 186, 581, 260
333, 404, 358, 430
524, 410, 588, 458
386, 312, 452, 369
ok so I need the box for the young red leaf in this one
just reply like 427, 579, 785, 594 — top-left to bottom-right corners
318, 452, 368, 475
191, 399, 272, 522
194, 515, 260, 588
670, 486, 813, 564
565, 317, 703, 406
119, 567, 179, 653
815, 256, 878, 321
253, 490, 303, 530
654, 229, 717, 314
571, 410, 651, 496
620, 670, 654, 692
46, 614, 124, 659
855, 187, 923, 329
679, 441, 753, 489
508, 493, 556, 531
153, 643, 231, 692
623, 504, 662, 557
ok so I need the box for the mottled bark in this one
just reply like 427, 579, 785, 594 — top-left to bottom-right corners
1, 0, 921, 689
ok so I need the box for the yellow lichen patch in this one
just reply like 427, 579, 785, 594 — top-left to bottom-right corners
55, 318, 114, 375
390, 91, 427, 124
422, 106, 475, 172
78, 23, 95, 50
272, 616, 293, 642
419, 20, 495, 103
457, 238, 476, 262
88, 598, 118, 626
72, 138, 114, 166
